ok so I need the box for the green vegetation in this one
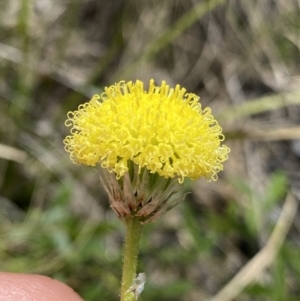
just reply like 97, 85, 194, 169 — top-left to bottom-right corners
1, 1, 299, 300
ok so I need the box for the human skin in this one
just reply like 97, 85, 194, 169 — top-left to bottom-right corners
0, 272, 84, 301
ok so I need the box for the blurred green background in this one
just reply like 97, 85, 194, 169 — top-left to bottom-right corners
0, 0, 300, 300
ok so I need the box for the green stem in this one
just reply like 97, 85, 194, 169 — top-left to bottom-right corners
120, 217, 143, 301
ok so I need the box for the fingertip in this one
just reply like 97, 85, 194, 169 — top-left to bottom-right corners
0, 272, 84, 301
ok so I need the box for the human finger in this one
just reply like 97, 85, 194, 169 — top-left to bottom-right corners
0, 272, 84, 301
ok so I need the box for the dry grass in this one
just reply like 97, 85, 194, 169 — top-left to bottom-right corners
0, 1, 300, 300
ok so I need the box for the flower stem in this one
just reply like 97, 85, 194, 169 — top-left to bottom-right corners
120, 217, 143, 301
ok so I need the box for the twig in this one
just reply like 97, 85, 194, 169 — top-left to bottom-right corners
206, 192, 298, 301
0, 143, 27, 163
226, 126, 300, 141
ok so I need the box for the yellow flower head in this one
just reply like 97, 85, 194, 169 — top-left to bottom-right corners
64, 80, 229, 183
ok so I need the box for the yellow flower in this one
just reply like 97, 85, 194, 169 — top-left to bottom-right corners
64, 80, 230, 222
64, 80, 229, 183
